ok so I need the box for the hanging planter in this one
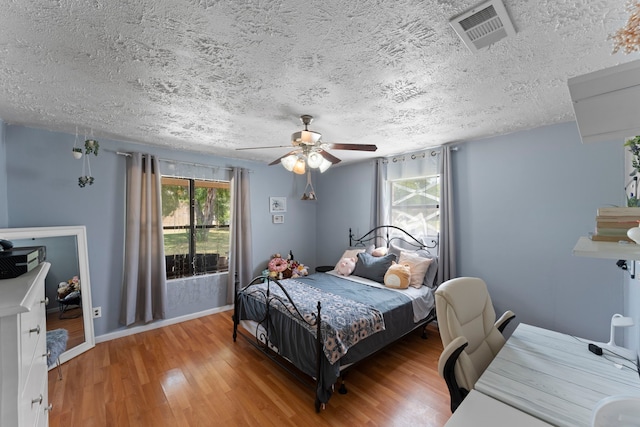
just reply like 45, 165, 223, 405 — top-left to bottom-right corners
84, 139, 99, 155
78, 141, 95, 188
78, 176, 94, 188
72, 126, 83, 159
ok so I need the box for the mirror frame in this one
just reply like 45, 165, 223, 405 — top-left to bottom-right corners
0, 225, 95, 364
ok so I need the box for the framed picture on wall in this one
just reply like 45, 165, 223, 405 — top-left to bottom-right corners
270, 196, 286, 213
272, 214, 284, 224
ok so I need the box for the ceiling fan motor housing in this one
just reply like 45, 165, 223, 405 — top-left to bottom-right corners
291, 130, 321, 146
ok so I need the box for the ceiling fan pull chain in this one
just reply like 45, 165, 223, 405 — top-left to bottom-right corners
301, 170, 317, 201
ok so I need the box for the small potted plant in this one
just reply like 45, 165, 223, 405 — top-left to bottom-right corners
78, 176, 95, 188
72, 147, 83, 159
624, 136, 640, 206
84, 139, 99, 156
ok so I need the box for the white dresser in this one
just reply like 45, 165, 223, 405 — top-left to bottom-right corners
0, 262, 51, 427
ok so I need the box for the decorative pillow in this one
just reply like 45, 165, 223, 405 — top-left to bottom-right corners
352, 252, 396, 283
384, 262, 411, 289
334, 248, 364, 271
341, 248, 365, 260
334, 245, 375, 270
398, 251, 433, 288
335, 257, 356, 276
371, 246, 388, 257
419, 252, 438, 288
389, 242, 439, 288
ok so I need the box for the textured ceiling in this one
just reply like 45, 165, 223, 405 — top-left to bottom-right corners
0, 0, 637, 165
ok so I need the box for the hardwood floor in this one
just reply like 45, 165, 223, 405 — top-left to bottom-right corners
48, 311, 451, 426
47, 309, 85, 349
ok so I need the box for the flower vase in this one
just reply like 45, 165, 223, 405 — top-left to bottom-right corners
627, 225, 640, 244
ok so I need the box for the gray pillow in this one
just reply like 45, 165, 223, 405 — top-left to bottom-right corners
416, 250, 438, 288
352, 252, 396, 283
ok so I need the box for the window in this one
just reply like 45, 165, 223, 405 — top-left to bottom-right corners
390, 175, 440, 239
161, 177, 231, 279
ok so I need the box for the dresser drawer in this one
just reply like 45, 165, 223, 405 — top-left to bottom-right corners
20, 357, 48, 427
19, 297, 46, 371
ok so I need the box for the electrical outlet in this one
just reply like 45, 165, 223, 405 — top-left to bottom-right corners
92, 306, 102, 318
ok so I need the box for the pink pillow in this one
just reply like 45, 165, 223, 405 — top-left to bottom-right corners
335, 257, 356, 275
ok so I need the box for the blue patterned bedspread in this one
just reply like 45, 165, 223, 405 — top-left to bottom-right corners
243, 278, 386, 364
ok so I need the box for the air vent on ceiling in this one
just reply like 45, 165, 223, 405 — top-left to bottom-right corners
449, 0, 516, 52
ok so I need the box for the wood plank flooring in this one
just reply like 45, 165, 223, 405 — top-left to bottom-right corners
48, 311, 451, 426
47, 309, 85, 349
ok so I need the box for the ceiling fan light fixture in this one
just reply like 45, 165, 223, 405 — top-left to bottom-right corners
292, 158, 306, 174
307, 151, 323, 168
319, 158, 332, 173
281, 154, 297, 171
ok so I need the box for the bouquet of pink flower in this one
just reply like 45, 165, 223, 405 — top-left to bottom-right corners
290, 261, 309, 278
267, 252, 309, 279
268, 254, 289, 278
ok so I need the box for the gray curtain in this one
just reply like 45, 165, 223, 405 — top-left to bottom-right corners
120, 153, 167, 326
373, 158, 389, 245
438, 145, 457, 284
227, 167, 252, 304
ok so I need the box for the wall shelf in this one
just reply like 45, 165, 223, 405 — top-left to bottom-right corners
573, 236, 640, 261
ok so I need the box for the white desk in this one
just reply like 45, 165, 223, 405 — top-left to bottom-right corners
475, 323, 640, 427
444, 390, 552, 426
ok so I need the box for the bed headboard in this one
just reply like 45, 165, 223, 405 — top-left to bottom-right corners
349, 225, 437, 252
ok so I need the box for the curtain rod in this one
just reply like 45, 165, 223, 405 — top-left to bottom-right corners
114, 151, 235, 172
383, 146, 458, 164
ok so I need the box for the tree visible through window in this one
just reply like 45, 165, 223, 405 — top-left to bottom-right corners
390, 175, 440, 240
161, 177, 230, 279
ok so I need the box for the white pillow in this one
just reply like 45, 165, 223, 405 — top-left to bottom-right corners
398, 251, 433, 288
389, 242, 439, 288
371, 246, 388, 257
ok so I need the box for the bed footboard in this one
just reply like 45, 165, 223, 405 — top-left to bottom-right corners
233, 275, 327, 412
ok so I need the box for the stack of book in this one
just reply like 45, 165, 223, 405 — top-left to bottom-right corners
593, 207, 640, 242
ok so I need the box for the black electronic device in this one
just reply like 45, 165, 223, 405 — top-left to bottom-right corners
0, 246, 46, 279
588, 343, 603, 356
0, 239, 13, 251
16, 246, 46, 263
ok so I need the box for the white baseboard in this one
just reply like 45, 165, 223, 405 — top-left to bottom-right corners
94, 304, 234, 344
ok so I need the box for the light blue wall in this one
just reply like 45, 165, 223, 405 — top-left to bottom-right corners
315, 160, 377, 267
0, 120, 7, 228
4, 125, 317, 337
3, 121, 632, 347
454, 122, 625, 342
318, 121, 626, 343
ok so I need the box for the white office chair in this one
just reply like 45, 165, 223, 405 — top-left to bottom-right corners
435, 277, 515, 412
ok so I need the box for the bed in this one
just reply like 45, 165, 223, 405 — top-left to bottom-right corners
232, 225, 439, 411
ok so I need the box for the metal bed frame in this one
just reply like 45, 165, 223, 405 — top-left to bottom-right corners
232, 225, 439, 412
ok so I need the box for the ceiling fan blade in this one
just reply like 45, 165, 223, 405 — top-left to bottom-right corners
319, 149, 342, 164
236, 145, 291, 151
325, 143, 378, 152
268, 150, 300, 166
